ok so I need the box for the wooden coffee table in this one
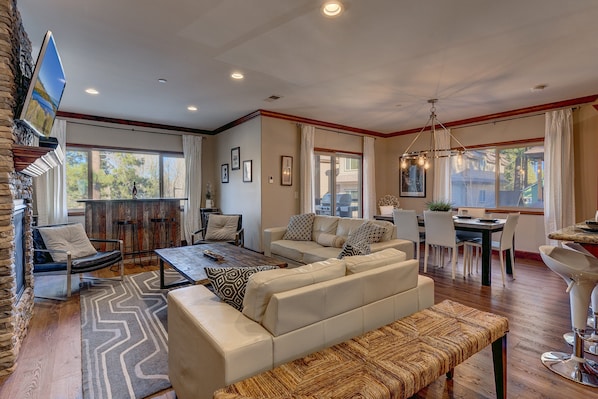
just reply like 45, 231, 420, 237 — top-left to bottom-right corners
156, 243, 287, 289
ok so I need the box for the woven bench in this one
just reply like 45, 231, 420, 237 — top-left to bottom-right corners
214, 300, 509, 399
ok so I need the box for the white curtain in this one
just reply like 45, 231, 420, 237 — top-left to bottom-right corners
34, 118, 68, 226
544, 109, 575, 245
182, 135, 203, 244
300, 125, 315, 214
433, 129, 451, 202
363, 136, 376, 218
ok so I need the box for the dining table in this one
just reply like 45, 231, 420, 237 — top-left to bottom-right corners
375, 214, 510, 286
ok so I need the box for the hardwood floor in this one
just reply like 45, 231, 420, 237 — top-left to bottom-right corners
1, 253, 597, 398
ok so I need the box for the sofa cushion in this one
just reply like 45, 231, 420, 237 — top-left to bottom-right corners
312, 215, 339, 242
338, 221, 387, 259
338, 242, 371, 258
282, 213, 315, 241
302, 246, 343, 264
37, 223, 97, 262
242, 258, 346, 323
205, 215, 239, 241
270, 240, 323, 263
335, 218, 366, 239
371, 220, 395, 241
315, 233, 345, 248
206, 266, 279, 311
345, 248, 407, 274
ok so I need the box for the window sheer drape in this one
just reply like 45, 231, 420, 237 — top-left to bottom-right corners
544, 109, 575, 245
182, 135, 203, 244
363, 136, 376, 219
433, 129, 451, 202
300, 125, 315, 214
34, 118, 68, 226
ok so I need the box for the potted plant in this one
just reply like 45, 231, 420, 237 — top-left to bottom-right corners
425, 199, 453, 212
378, 194, 400, 215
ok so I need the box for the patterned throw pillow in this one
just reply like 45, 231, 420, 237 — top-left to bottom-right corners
205, 266, 279, 311
282, 213, 315, 241
337, 221, 387, 259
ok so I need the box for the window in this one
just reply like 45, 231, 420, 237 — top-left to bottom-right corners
66, 147, 186, 210
450, 143, 544, 209
314, 152, 362, 217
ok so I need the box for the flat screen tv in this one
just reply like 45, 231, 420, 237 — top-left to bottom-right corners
19, 30, 66, 137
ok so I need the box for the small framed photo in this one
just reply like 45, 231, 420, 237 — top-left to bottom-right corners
243, 160, 252, 182
399, 159, 426, 197
221, 163, 229, 183
231, 147, 240, 170
281, 156, 292, 186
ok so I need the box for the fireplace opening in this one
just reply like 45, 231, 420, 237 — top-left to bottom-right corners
14, 203, 26, 300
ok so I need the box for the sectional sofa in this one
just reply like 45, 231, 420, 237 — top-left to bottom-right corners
167, 248, 434, 399
263, 214, 414, 264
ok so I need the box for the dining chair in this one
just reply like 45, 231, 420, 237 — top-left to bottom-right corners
392, 209, 425, 260
464, 213, 520, 286
423, 210, 469, 279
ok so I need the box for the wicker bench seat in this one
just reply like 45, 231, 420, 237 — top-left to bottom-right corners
214, 300, 509, 399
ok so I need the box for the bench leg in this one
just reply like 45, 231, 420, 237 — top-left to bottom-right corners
491, 335, 507, 399
446, 368, 454, 379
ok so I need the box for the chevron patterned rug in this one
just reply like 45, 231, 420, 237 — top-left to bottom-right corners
80, 270, 177, 399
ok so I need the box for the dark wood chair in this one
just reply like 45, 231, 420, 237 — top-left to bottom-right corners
192, 214, 244, 247
33, 223, 124, 299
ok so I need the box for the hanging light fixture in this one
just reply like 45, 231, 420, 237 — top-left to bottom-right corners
399, 99, 467, 170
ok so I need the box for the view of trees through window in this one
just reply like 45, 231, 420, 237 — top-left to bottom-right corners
450, 143, 544, 209
66, 148, 186, 209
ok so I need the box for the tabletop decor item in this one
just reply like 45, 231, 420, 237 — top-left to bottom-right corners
425, 199, 453, 212
378, 194, 400, 215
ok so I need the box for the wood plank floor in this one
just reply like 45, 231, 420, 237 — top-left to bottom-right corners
1, 252, 597, 398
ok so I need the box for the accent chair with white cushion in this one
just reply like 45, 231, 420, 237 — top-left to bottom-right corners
33, 223, 123, 298
192, 214, 244, 246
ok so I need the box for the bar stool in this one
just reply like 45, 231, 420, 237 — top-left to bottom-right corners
539, 245, 598, 387
150, 217, 174, 262
115, 220, 141, 266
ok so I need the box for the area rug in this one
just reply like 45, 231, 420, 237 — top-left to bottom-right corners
80, 270, 178, 399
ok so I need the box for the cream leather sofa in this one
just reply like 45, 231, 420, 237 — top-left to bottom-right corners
263, 215, 414, 264
168, 248, 434, 399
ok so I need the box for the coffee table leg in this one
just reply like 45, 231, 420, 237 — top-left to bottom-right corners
160, 258, 166, 289
492, 334, 507, 399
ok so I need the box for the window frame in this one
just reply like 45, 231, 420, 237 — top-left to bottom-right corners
450, 138, 545, 213
66, 145, 185, 212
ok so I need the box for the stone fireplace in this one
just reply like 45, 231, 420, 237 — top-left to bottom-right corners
0, 0, 38, 377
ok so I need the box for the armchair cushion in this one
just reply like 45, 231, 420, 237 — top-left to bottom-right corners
37, 223, 97, 262
205, 215, 239, 241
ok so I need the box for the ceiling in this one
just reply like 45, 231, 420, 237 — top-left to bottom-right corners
17, 0, 598, 135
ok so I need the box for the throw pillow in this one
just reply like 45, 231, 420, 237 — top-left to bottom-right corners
316, 232, 346, 248
37, 223, 97, 263
206, 265, 279, 311
337, 221, 387, 259
282, 213, 315, 241
337, 242, 371, 259
205, 214, 239, 241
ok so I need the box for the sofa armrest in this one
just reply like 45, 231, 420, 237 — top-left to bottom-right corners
263, 226, 287, 256
168, 285, 273, 399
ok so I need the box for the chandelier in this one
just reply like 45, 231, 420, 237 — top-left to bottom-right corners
400, 99, 467, 170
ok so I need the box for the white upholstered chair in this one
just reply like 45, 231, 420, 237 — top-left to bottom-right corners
423, 210, 468, 279
464, 213, 519, 286
392, 209, 424, 260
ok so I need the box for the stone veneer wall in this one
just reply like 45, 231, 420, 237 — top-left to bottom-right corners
0, 0, 37, 377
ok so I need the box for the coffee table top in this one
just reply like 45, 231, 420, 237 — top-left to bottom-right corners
155, 243, 287, 285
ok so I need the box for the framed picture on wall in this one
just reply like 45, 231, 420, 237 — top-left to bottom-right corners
243, 160, 252, 182
221, 164, 229, 183
231, 147, 240, 170
399, 159, 426, 197
281, 156, 292, 186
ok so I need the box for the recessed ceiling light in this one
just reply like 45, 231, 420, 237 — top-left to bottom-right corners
85, 88, 99, 95
321, 1, 343, 17
158, 78, 167, 83
231, 72, 244, 80
187, 105, 198, 111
